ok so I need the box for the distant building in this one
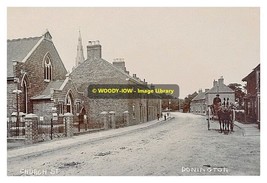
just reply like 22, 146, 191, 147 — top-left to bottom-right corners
205, 76, 235, 106
190, 76, 235, 116
242, 64, 260, 124
191, 89, 209, 115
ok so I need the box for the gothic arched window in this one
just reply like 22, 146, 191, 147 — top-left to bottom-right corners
66, 92, 73, 114
44, 54, 52, 81
21, 77, 28, 114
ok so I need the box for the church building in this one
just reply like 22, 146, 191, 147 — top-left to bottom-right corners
7, 31, 87, 136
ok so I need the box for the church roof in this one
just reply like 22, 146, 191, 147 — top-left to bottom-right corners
31, 80, 65, 100
7, 31, 53, 78
7, 36, 42, 77
205, 83, 234, 94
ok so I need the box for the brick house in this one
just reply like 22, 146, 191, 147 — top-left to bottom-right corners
70, 40, 161, 127
7, 31, 87, 133
242, 64, 260, 124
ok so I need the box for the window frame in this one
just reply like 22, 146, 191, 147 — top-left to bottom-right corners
43, 53, 52, 82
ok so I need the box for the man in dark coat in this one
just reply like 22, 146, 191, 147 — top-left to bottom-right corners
213, 94, 221, 116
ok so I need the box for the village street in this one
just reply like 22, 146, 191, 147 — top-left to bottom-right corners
7, 112, 260, 176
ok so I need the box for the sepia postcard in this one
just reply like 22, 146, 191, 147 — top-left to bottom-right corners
6, 7, 260, 176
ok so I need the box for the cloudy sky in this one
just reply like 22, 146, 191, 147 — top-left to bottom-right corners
7, 7, 259, 98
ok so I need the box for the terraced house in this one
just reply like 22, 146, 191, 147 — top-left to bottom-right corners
70, 33, 161, 128
191, 89, 208, 115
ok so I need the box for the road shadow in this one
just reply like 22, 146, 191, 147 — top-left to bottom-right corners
208, 128, 235, 135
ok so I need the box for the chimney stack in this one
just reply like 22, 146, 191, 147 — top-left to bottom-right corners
112, 58, 126, 72
213, 80, 218, 87
87, 40, 101, 61
218, 76, 224, 86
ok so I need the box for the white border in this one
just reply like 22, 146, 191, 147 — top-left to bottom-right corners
1, 0, 266, 182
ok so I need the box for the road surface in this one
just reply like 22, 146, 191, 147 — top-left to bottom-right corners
7, 112, 260, 176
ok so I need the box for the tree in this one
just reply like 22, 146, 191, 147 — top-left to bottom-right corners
161, 97, 180, 111
228, 83, 246, 109
182, 91, 198, 113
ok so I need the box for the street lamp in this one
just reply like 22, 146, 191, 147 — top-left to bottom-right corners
84, 115, 87, 131
11, 112, 17, 136
13, 88, 22, 136
178, 98, 180, 111
139, 103, 143, 123
51, 107, 58, 139
132, 105, 135, 119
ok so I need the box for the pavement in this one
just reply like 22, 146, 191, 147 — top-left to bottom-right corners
234, 121, 260, 136
206, 113, 260, 136
7, 116, 174, 160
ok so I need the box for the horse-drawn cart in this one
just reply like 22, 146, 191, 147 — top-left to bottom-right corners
207, 95, 235, 134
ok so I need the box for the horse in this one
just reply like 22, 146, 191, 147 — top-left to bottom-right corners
208, 103, 234, 134
217, 106, 233, 133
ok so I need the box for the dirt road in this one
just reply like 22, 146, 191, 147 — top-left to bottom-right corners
7, 112, 260, 176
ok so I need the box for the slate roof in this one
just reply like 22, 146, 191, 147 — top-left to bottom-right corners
205, 84, 234, 94
7, 36, 42, 77
192, 92, 206, 101
31, 80, 65, 100
242, 64, 260, 81
71, 58, 145, 86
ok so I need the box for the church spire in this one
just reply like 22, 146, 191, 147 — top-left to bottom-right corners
75, 29, 85, 67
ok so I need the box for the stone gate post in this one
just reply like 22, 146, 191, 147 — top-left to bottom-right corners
109, 111, 116, 129
64, 113, 74, 137
58, 114, 64, 134
123, 111, 130, 126
25, 113, 38, 144
100, 111, 108, 130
